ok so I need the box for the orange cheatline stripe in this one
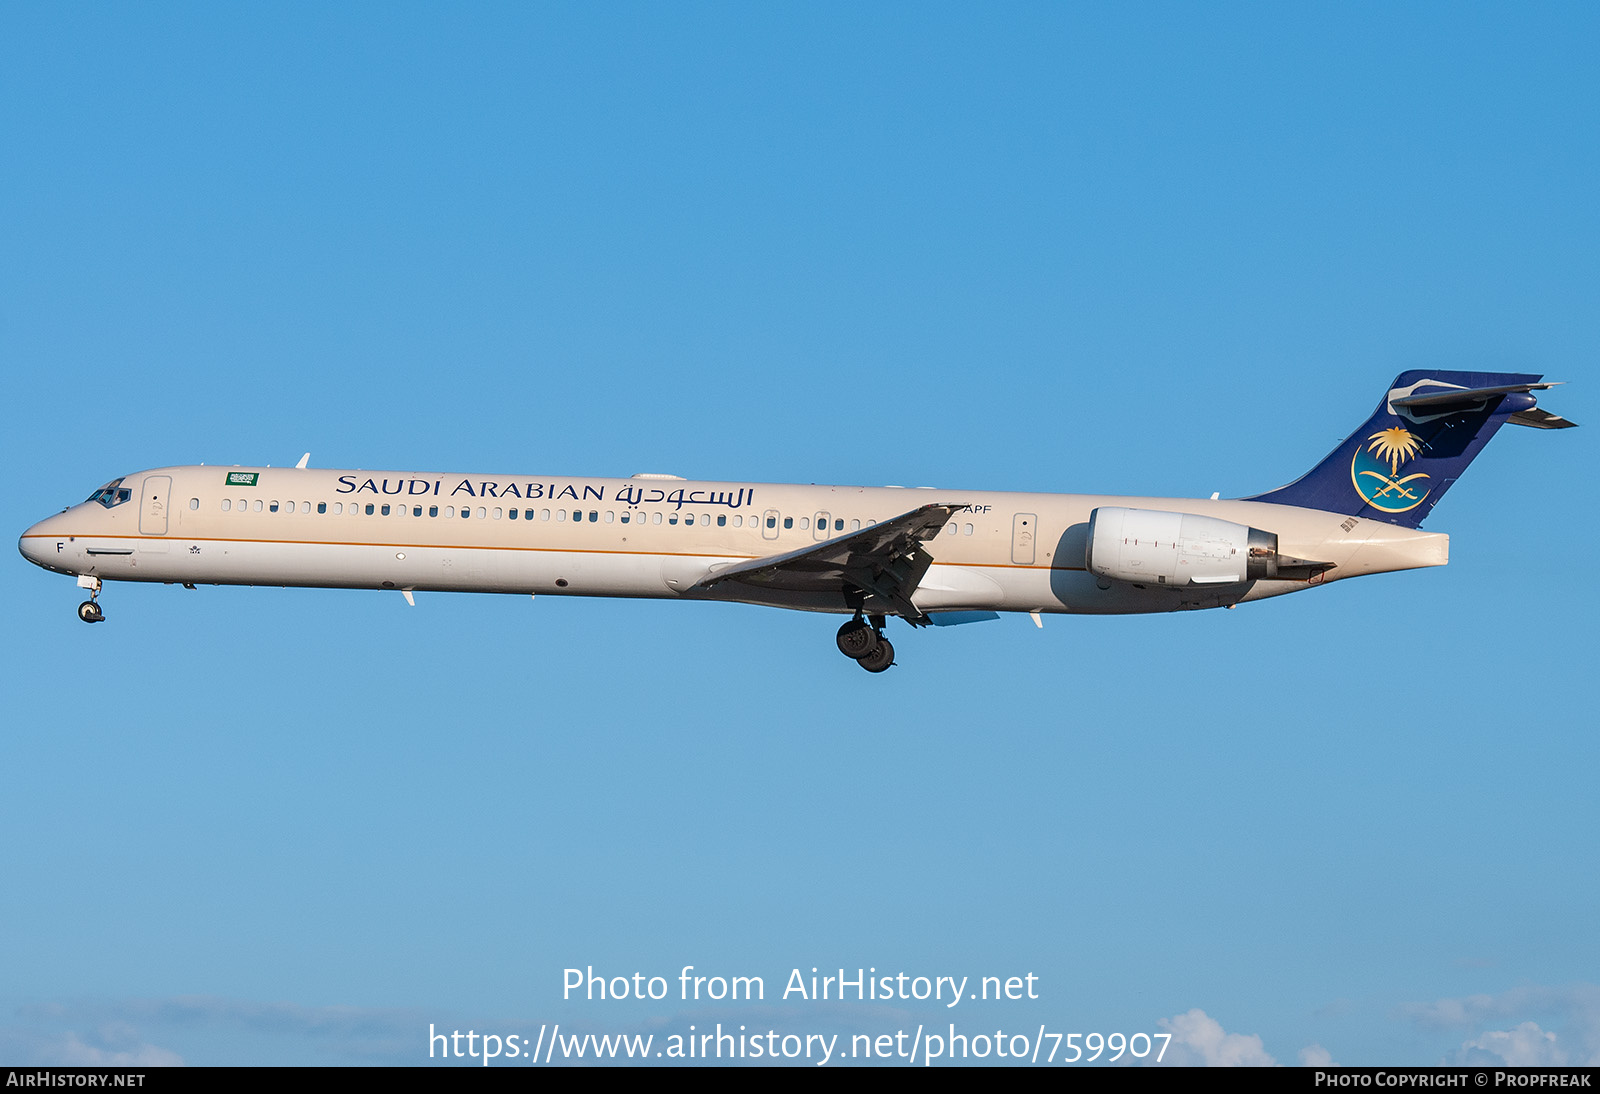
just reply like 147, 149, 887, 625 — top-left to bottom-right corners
19, 532, 1088, 572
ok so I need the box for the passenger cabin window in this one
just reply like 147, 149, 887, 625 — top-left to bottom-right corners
221, 499, 232, 511
318, 502, 327, 514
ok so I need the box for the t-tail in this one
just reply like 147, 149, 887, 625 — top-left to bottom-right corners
1245, 370, 1576, 528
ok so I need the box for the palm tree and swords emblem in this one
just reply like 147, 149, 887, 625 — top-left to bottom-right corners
1350, 426, 1431, 513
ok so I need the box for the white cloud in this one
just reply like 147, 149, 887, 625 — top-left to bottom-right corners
1153, 1008, 1276, 1066
1401, 984, 1600, 1066
1299, 1043, 1335, 1066
1459, 1022, 1564, 1067
0, 1027, 184, 1068
7, 995, 432, 1066
51, 1032, 185, 1067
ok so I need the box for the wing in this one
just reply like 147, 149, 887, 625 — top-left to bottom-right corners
692, 502, 966, 623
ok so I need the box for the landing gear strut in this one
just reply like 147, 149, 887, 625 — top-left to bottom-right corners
836, 614, 894, 672
76, 576, 104, 623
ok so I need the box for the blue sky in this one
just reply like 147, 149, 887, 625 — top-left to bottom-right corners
3, 2, 1596, 1067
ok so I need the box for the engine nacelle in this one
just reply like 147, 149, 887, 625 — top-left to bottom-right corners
1085, 507, 1328, 587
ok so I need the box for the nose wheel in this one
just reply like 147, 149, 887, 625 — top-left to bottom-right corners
836, 616, 894, 673
75, 575, 105, 623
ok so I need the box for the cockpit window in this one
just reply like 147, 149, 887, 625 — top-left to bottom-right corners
86, 478, 133, 508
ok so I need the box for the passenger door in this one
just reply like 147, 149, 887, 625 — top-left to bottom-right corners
139, 476, 172, 535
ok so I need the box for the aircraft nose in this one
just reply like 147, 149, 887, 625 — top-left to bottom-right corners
19, 521, 46, 566
19, 514, 67, 570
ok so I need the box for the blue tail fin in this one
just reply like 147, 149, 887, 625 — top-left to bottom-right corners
1244, 371, 1575, 528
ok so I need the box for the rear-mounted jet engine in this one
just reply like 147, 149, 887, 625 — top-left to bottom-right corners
1086, 506, 1332, 587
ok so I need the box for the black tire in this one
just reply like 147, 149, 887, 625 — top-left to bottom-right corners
857, 637, 894, 672
77, 601, 103, 624
836, 619, 879, 659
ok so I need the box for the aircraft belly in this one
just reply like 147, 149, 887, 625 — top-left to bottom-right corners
911, 565, 1004, 610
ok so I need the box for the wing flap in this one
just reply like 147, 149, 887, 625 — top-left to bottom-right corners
694, 502, 966, 622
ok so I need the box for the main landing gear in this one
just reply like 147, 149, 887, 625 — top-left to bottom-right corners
76, 575, 105, 624
836, 615, 894, 673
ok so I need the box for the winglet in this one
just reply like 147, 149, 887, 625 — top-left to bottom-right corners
295, 453, 311, 469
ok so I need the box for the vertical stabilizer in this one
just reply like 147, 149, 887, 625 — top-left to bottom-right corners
1245, 371, 1572, 528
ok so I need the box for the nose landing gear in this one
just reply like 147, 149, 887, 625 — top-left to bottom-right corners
75, 575, 104, 623
836, 615, 894, 673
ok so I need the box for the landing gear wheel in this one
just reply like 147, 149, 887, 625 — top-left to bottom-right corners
857, 637, 894, 673
77, 600, 104, 624
836, 619, 879, 659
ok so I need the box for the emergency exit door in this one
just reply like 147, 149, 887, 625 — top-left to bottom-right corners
1011, 512, 1036, 565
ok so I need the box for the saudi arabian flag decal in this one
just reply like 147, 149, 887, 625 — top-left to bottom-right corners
226, 471, 259, 487
1351, 427, 1430, 513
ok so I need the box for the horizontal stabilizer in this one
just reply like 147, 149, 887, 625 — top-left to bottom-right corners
1508, 406, 1578, 429
1390, 381, 1562, 411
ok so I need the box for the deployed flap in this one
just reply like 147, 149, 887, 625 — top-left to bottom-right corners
693, 502, 965, 623
929, 611, 1001, 626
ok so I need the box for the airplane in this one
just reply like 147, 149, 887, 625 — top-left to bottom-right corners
17, 370, 1575, 672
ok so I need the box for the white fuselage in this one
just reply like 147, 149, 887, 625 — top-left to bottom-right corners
19, 465, 1448, 618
